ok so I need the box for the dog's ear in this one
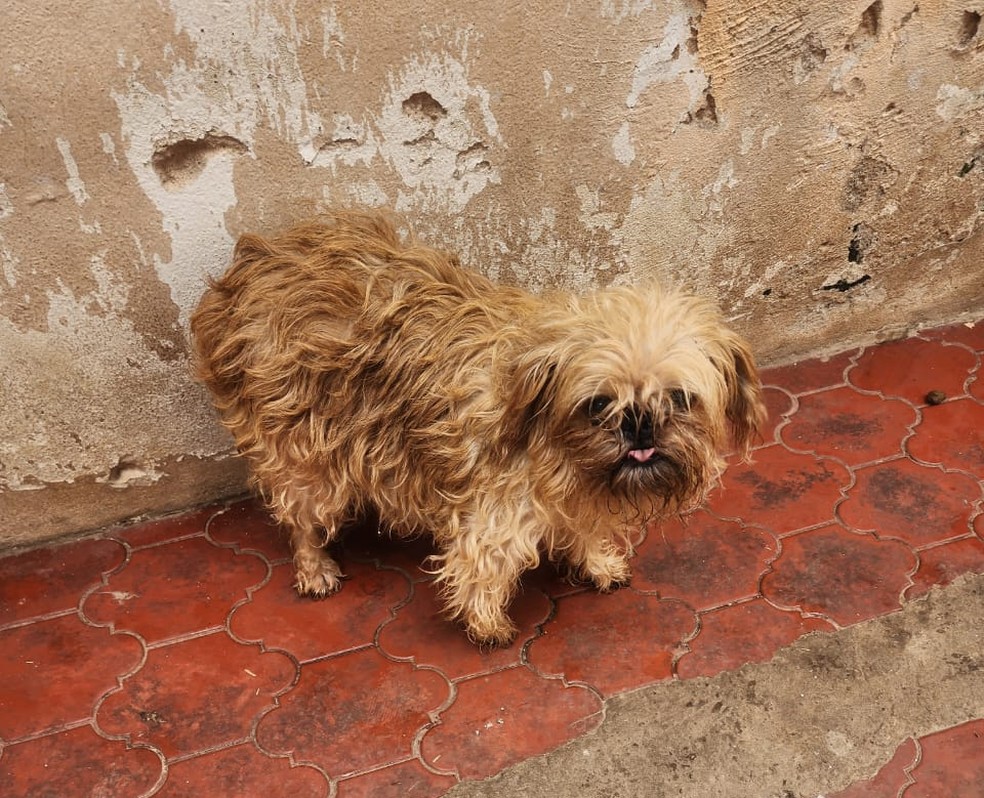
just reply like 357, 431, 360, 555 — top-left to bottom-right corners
233, 232, 275, 265
717, 334, 767, 457
499, 349, 562, 452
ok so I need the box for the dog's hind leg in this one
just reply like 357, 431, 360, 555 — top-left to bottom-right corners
272, 486, 347, 597
290, 521, 345, 597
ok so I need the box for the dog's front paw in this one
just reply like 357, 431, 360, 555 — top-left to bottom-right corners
587, 558, 632, 593
293, 551, 345, 598
464, 617, 519, 650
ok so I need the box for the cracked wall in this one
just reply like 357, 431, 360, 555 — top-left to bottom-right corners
1, 0, 983, 544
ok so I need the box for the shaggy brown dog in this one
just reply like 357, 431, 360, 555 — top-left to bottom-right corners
191, 211, 765, 645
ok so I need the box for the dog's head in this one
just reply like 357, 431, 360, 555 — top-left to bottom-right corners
504, 285, 766, 518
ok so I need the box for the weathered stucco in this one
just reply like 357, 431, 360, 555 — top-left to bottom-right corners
1, 0, 982, 545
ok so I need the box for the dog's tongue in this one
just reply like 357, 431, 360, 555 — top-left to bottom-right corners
627, 447, 657, 463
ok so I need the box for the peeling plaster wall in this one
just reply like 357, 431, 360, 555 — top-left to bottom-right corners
1, 0, 983, 545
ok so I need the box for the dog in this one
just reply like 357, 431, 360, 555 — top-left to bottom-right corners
191, 211, 766, 645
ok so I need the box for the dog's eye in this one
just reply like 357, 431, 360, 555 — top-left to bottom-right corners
670, 389, 692, 411
587, 396, 613, 418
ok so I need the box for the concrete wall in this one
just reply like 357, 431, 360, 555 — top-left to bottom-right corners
2, 0, 983, 546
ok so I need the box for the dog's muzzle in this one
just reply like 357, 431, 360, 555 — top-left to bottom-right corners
620, 410, 659, 466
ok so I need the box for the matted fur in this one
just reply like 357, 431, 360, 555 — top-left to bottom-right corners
191, 211, 766, 645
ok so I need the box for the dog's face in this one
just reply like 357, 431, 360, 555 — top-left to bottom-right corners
506, 286, 766, 518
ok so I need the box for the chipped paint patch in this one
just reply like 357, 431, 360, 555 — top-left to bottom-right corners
379, 50, 501, 212
625, 11, 707, 114
55, 138, 90, 205
936, 83, 984, 120
612, 121, 636, 165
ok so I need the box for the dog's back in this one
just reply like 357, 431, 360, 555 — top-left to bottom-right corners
190, 212, 529, 528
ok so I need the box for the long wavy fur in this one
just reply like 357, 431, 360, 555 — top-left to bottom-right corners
191, 211, 765, 644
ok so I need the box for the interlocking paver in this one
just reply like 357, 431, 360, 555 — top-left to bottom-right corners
839, 458, 980, 547
256, 647, 450, 778
782, 386, 917, 465
377, 580, 550, 680
231, 560, 410, 662
711, 444, 851, 533
97, 632, 295, 759
2, 321, 984, 795
676, 599, 834, 679
0, 726, 163, 798
828, 737, 918, 798
419, 667, 601, 780
632, 510, 777, 608
762, 525, 916, 626
0, 616, 143, 739
0, 537, 124, 626
82, 537, 267, 643
528, 590, 697, 695
158, 742, 328, 797
848, 337, 978, 405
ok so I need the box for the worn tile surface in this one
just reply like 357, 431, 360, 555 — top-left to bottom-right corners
2, 322, 983, 796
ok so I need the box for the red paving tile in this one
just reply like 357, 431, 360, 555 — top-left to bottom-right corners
231, 560, 411, 663
761, 349, 855, 394
632, 511, 777, 609
848, 336, 977, 405
971, 373, 984, 402
758, 385, 795, 444
781, 386, 917, 465
256, 648, 449, 778
676, 599, 834, 679
918, 319, 984, 350
206, 498, 294, 561
908, 397, 984, 477
904, 719, 984, 796
97, 632, 295, 759
160, 742, 328, 797
2, 319, 984, 795
0, 616, 143, 739
377, 580, 550, 680
83, 536, 268, 644
839, 458, 980, 547
336, 759, 456, 798
711, 444, 851, 533
0, 537, 124, 626
114, 506, 216, 549
828, 737, 918, 797
835, 719, 984, 797
0, 725, 163, 798
527, 590, 697, 695
762, 524, 916, 626
419, 667, 601, 780
906, 535, 984, 600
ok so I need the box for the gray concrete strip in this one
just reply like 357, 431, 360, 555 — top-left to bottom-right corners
446, 575, 984, 798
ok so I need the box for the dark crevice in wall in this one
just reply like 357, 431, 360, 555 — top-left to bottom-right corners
959, 10, 981, 46
847, 1, 883, 51
847, 222, 876, 265
680, 6, 718, 127
959, 154, 980, 177
402, 91, 447, 123
152, 133, 247, 187
860, 1, 883, 38
823, 275, 871, 292
684, 91, 718, 126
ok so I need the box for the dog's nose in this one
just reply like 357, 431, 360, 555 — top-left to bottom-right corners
620, 410, 656, 447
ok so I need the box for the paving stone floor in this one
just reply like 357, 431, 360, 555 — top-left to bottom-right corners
2, 319, 983, 796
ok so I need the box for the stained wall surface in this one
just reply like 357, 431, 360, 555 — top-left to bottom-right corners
2, 0, 983, 544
